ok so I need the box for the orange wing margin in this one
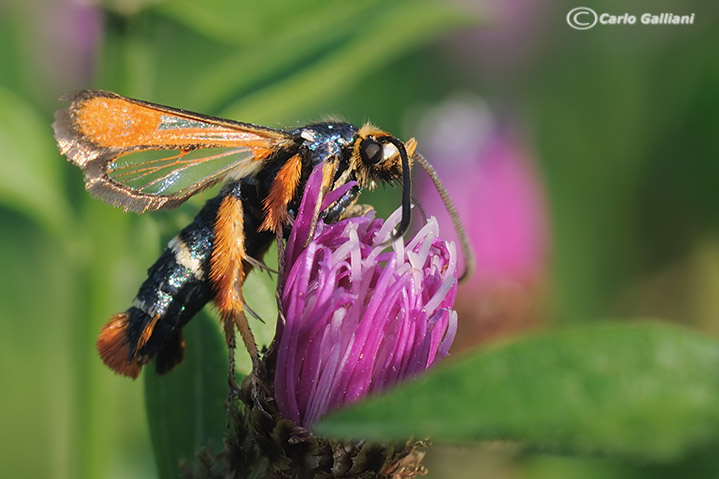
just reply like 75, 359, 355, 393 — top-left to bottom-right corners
53, 90, 295, 213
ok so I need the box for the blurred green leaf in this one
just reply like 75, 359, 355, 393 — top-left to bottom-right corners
157, 0, 374, 45
220, 0, 476, 123
144, 313, 228, 479
0, 213, 78, 478
0, 86, 71, 238
317, 322, 719, 462
175, 4, 370, 112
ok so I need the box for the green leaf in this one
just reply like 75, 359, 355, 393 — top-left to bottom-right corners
144, 313, 229, 479
0, 87, 71, 238
316, 322, 719, 462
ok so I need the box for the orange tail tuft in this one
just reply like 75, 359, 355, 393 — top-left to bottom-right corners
97, 312, 143, 379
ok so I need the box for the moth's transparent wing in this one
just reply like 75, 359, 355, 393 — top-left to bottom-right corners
53, 90, 294, 212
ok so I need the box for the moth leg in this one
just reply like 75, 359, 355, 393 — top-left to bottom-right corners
244, 254, 277, 275
305, 159, 338, 246
210, 193, 258, 396
223, 317, 239, 412
257, 152, 300, 311
275, 228, 286, 298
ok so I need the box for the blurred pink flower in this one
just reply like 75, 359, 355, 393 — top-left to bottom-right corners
274, 167, 458, 428
415, 97, 550, 348
35, 0, 103, 93
447, 0, 550, 72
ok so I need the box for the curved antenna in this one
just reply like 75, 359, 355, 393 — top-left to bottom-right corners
412, 151, 475, 282
382, 136, 412, 241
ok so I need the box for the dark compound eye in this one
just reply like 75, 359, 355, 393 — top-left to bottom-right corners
359, 138, 383, 165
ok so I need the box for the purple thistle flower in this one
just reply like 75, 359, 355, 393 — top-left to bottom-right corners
274, 167, 459, 428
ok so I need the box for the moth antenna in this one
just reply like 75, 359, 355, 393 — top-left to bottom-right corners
383, 137, 412, 241
412, 151, 475, 282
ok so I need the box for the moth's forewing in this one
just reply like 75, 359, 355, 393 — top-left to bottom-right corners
53, 90, 293, 212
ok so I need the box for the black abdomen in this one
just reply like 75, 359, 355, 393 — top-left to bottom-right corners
113, 180, 274, 375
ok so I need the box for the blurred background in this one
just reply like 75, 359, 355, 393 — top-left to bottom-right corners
0, 0, 716, 477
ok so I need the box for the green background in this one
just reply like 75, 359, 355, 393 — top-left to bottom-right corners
0, 0, 717, 477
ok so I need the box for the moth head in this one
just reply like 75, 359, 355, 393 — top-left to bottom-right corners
350, 123, 417, 241
353, 123, 417, 187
